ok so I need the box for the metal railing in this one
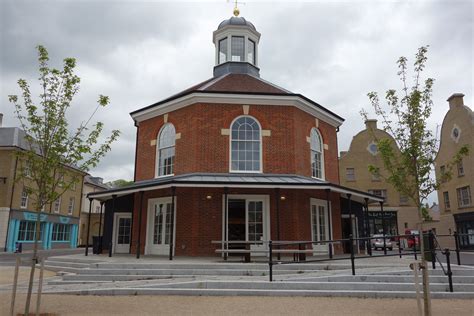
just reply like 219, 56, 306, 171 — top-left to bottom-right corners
213, 231, 474, 292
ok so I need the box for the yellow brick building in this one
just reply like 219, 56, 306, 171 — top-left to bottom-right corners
433, 93, 473, 249
0, 123, 85, 252
339, 119, 419, 237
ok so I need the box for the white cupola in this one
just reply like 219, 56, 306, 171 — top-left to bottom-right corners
212, 9, 261, 77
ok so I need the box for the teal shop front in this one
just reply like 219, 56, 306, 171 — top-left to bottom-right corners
6, 209, 79, 252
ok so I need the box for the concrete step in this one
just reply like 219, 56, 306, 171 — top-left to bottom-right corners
138, 280, 474, 292
43, 287, 474, 299
286, 274, 474, 284
62, 274, 192, 282
90, 262, 389, 271
44, 260, 90, 268
46, 257, 104, 264
75, 268, 285, 276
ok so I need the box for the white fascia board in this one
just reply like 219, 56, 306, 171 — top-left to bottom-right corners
131, 93, 344, 127
88, 182, 381, 203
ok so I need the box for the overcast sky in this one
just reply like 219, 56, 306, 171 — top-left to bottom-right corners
1, 1, 472, 195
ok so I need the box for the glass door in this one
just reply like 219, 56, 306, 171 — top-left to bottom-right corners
311, 201, 329, 253
114, 214, 131, 253
148, 198, 174, 255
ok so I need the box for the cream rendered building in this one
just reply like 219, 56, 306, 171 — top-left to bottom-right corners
339, 120, 419, 236
0, 121, 84, 252
434, 93, 473, 249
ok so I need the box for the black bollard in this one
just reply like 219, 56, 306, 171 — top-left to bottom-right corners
444, 248, 453, 292
269, 240, 273, 282
108, 242, 113, 257
349, 234, 355, 276
454, 232, 461, 266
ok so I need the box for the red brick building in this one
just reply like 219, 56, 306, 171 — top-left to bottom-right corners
88, 14, 382, 258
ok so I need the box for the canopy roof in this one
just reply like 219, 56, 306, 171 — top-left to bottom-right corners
88, 173, 383, 204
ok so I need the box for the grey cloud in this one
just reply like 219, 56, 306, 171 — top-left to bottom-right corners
1, 0, 472, 195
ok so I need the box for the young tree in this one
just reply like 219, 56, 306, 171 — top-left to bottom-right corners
8, 45, 120, 315
362, 46, 468, 316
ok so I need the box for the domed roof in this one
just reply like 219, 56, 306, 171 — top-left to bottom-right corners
217, 16, 256, 31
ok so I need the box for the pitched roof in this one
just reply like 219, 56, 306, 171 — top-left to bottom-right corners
130, 74, 345, 126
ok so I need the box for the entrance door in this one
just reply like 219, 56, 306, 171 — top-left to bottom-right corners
226, 196, 268, 255
114, 213, 131, 254
147, 198, 175, 255
341, 215, 358, 254
310, 199, 330, 253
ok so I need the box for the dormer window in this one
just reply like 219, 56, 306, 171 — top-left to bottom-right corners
247, 39, 255, 65
231, 36, 245, 62
218, 38, 228, 64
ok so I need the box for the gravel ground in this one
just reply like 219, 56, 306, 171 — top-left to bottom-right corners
2, 294, 473, 316
0, 266, 55, 286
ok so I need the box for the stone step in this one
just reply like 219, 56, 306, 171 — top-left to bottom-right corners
285, 274, 474, 284
43, 260, 90, 268
138, 280, 474, 292
74, 268, 287, 276
62, 274, 192, 282
42, 287, 474, 299
46, 257, 104, 264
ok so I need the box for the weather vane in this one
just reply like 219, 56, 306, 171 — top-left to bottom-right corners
227, 0, 246, 17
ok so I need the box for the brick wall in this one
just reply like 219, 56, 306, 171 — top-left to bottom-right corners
130, 187, 342, 256
135, 103, 339, 183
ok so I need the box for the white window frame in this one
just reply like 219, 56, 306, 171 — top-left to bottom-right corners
53, 197, 61, 214
310, 198, 332, 253
229, 115, 263, 173
145, 197, 177, 255
443, 191, 450, 210
68, 197, 75, 215
310, 128, 325, 180
346, 168, 355, 181
20, 188, 28, 209
155, 123, 176, 178
457, 186, 471, 207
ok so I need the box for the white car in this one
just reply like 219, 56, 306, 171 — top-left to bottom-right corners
371, 234, 393, 251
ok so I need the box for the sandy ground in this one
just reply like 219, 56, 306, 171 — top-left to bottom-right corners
0, 266, 56, 285
1, 294, 473, 316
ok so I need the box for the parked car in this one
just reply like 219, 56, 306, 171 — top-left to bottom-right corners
371, 234, 393, 251
400, 229, 420, 250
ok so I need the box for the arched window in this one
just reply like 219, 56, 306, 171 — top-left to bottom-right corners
310, 128, 324, 179
230, 116, 261, 172
156, 124, 175, 177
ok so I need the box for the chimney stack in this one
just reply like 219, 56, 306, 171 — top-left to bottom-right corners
447, 93, 464, 109
365, 119, 377, 131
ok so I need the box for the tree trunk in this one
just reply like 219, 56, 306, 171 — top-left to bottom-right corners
24, 205, 42, 315
417, 207, 432, 316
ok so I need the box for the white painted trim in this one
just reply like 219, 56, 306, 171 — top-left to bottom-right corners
131, 93, 344, 128
229, 115, 263, 173
145, 196, 177, 256
112, 213, 132, 254
310, 128, 325, 181
155, 123, 176, 178
310, 198, 332, 253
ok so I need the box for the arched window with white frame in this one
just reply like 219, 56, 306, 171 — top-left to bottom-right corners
230, 116, 261, 172
156, 123, 176, 177
310, 128, 324, 179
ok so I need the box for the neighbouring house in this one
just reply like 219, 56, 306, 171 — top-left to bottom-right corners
339, 119, 420, 237
0, 116, 84, 252
78, 175, 108, 246
433, 93, 473, 249
87, 13, 382, 258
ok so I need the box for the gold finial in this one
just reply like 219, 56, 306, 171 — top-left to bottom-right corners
228, 0, 244, 17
